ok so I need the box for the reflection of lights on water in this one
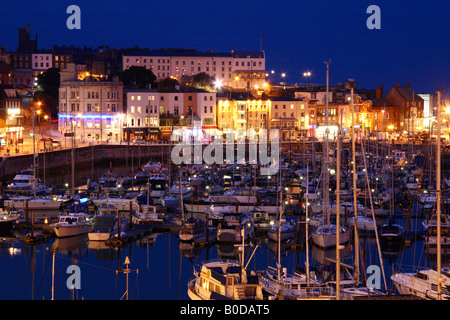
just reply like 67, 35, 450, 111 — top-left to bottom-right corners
8, 247, 21, 256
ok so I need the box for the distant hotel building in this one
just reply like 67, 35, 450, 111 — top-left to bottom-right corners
122, 50, 267, 90
58, 66, 124, 143
217, 92, 310, 141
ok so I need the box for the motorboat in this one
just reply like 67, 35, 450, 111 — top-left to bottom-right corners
98, 172, 118, 189
251, 210, 274, 233
51, 212, 94, 238
187, 259, 264, 300
423, 214, 450, 253
391, 268, 450, 300
4, 197, 62, 212
88, 214, 116, 241
267, 218, 296, 242
179, 217, 217, 244
161, 195, 180, 208
216, 213, 255, 243
88, 208, 129, 241
148, 173, 169, 198
380, 222, 405, 244
0, 209, 21, 230
143, 161, 163, 173
169, 181, 193, 199
132, 205, 164, 225
4, 169, 51, 195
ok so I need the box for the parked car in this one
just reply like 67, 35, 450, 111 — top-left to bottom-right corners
132, 138, 146, 145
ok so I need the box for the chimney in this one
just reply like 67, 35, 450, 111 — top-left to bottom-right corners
406, 83, 411, 88
376, 84, 383, 99
395, 83, 400, 87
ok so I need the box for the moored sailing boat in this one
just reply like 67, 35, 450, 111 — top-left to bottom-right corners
391, 90, 447, 300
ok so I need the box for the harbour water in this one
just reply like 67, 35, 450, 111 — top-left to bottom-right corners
0, 210, 443, 300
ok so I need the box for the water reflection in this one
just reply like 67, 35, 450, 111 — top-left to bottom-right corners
1, 215, 449, 299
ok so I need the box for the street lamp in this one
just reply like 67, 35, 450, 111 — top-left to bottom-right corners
214, 79, 223, 91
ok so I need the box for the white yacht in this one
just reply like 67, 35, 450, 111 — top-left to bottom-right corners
4, 197, 62, 212
349, 214, 378, 234
311, 224, 351, 248
51, 213, 94, 238
132, 205, 164, 225
5, 169, 51, 195
391, 268, 450, 300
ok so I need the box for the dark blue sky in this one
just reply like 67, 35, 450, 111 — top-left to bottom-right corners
1, 0, 449, 94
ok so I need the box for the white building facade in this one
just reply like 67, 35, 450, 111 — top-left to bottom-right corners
122, 50, 267, 90
125, 88, 217, 141
58, 79, 124, 143
32, 53, 53, 72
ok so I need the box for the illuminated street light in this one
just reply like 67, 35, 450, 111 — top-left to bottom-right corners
214, 79, 223, 90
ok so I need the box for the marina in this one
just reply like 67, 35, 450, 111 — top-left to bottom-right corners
0, 4, 448, 306
1, 130, 449, 300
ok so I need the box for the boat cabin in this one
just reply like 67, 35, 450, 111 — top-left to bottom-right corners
58, 214, 88, 225
196, 262, 263, 300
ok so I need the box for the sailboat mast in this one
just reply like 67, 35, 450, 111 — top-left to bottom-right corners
32, 102, 36, 199
179, 169, 184, 222
336, 128, 341, 300
350, 83, 360, 284
305, 163, 310, 286
436, 90, 442, 300
277, 164, 282, 278
324, 60, 330, 228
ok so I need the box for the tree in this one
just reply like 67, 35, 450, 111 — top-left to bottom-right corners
158, 77, 179, 89
191, 72, 215, 90
35, 68, 60, 118
118, 66, 156, 88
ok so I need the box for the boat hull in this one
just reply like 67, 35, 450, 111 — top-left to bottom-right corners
52, 224, 94, 238
311, 226, 351, 248
88, 232, 111, 241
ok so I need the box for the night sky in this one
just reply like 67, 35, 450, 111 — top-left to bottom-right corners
0, 0, 448, 95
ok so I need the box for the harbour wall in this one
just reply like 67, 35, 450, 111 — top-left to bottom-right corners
0, 144, 171, 188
